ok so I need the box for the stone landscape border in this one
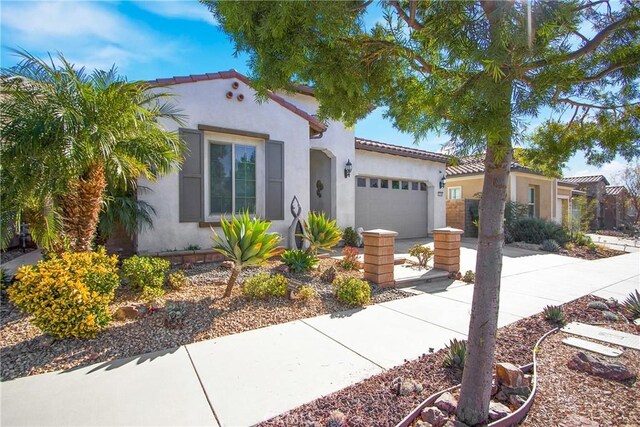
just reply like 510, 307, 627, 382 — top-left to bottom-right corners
396, 328, 560, 427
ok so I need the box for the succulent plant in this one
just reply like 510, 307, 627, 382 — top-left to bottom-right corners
462, 270, 475, 283
587, 301, 609, 311
543, 304, 566, 326
320, 266, 337, 283
540, 239, 560, 252
622, 289, 640, 319
302, 212, 342, 254
390, 377, 423, 396
325, 410, 347, 427
443, 338, 467, 371
408, 244, 434, 268
164, 302, 186, 328
603, 311, 619, 322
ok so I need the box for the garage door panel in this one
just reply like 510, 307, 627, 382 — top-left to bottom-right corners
355, 178, 428, 238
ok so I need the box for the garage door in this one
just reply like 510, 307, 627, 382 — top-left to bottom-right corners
355, 176, 428, 238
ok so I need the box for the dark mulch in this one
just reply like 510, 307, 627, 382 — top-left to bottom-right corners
260, 294, 636, 427
0, 247, 37, 265
559, 245, 625, 260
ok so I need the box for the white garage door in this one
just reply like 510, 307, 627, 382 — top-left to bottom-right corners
355, 176, 428, 238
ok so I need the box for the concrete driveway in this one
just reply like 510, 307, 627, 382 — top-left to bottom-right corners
2, 248, 639, 427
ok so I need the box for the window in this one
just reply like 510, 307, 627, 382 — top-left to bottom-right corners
448, 186, 462, 200
370, 178, 379, 188
381, 179, 389, 189
392, 180, 400, 189
528, 187, 536, 218
210, 142, 256, 214
357, 177, 367, 187
401, 181, 409, 190
420, 182, 427, 191
411, 182, 419, 191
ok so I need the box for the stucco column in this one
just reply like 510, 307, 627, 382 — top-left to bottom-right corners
362, 229, 397, 288
433, 227, 464, 273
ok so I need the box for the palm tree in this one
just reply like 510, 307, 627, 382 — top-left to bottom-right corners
1, 50, 185, 251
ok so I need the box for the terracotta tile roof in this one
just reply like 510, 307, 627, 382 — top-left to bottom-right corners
354, 137, 449, 163
146, 70, 326, 133
605, 185, 626, 196
446, 156, 539, 176
561, 175, 610, 185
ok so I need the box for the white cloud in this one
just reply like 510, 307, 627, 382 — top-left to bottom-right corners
133, 0, 217, 26
1, 1, 179, 73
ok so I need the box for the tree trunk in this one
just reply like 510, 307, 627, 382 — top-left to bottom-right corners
59, 162, 106, 252
456, 145, 512, 425
223, 266, 241, 298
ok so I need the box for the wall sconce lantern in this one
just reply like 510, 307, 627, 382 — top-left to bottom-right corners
344, 159, 353, 178
439, 174, 446, 189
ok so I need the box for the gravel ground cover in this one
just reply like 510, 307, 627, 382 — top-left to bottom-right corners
506, 241, 625, 260
0, 247, 36, 264
0, 258, 411, 381
260, 294, 638, 427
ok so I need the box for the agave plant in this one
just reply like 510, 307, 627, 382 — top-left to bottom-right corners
622, 290, 640, 320
543, 304, 566, 326
301, 212, 342, 254
443, 338, 467, 371
211, 211, 284, 298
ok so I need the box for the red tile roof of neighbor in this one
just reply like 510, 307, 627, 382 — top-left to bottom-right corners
354, 137, 449, 163
145, 70, 326, 133
606, 185, 626, 196
446, 156, 540, 176
561, 175, 610, 185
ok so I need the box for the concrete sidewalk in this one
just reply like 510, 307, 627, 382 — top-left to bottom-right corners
2, 252, 639, 427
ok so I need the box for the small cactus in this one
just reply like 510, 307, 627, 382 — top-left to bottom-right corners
543, 304, 566, 326
603, 311, 619, 321
540, 239, 560, 252
390, 377, 423, 396
443, 338, 467, 371
325, 410, 347, 427
164, 302, 186, 328
587, 301, 609, 311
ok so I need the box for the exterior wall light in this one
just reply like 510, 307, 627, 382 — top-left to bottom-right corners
344, 159, 353, 178
439, 174, 446, 189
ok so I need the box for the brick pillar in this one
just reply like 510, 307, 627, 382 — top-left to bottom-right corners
433, 227, 464, 273
362, 229, 397, 288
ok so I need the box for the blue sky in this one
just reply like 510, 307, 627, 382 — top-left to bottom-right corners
1, 0, 631, 183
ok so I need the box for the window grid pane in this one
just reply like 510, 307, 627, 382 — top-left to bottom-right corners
210, 143, 232, 214
235, 145, 256, 213
381, 179, 389, 189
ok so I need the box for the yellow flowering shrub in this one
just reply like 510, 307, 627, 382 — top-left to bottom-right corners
9, 248, 120, 338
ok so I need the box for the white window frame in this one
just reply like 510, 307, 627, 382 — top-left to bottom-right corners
448, 186, 462, 200
528, 187, 536, 218
204, 133, 264, 221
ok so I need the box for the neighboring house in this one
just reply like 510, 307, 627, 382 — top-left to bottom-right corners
603, 185, 629, 229
561, 175, 609, 229
445, 157, 570, 236
134, 70, 446, 254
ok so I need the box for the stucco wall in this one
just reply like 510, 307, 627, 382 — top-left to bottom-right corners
445, 176, 484, 200
515, 174, 554, 220
137, 79, 312, 253
353, 150, 446, 233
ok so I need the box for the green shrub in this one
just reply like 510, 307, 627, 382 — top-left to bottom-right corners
540, 239, 560, 252
623, 290, 640, 319
332, 276, 370, 306
408, 244, 433, 268
302, 212, 342, 253
140, 286, 165, 305
462, 270, 475, 283
571, 231, 593, 247
342, 227, 360, 247
297, 285, 316, 301
281, 249, 318, 273
8, 248, 120, 338
443, 338, 466, 370
511, 218, 568, 245
543, 304, 566, 326
121, 255, 170, 290
339, 246, 361, 270
242, 272, 288, 299
168, 271, 188, 289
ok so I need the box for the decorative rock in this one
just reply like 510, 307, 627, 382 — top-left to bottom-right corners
634, 318, 640, 326
275, 263, 289, 273
325, 410, 347, 427
567, 351, 637, 382
414, 422, 430, 427
113, 305, 142, 321
434, 392, 458, 414
491, 379, 498, 396
181, 262, 193, 270
508, 394, 526, 407
420, 406, 448, 427
488, 401, 512, 421
587, 301, 609, 311
523, 374, 533, 388
220, 260, 235, 269
496, 362, 524, 387
558, 414, 599, 427
501, 385, 531, 398
494, 390, 508, 402
320, 266, 337, 283
603, 311, 619, 321
605, 298, 618, 309
38, 336, 55, 348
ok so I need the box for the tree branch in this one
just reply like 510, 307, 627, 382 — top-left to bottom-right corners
571, 0, 610, 14
351, 0, 373, 13
556, 97, 637, 110
581, 63, 629, 83
388, 0, 424, 31
521, 15, 632, 70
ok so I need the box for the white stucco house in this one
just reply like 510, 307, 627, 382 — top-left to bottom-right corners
136, 70, 447, 253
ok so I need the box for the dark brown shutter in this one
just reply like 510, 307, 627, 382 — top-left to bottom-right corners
179, 129, 204, 222
265, 140, 284, 220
